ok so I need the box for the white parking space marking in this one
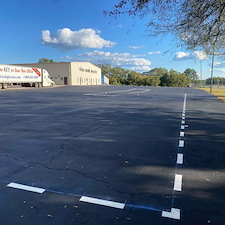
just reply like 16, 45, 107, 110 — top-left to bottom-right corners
174, 174, 182, 191
80, 196, 125, 209
127, 89, 150, 95
7, 182, 45, 194
162, 208, 181, 220
177, 153, 183, 164
179, 140, 184, 147
84, 88, 150, 96
183, 93, 187, 112
180, 131, 185, 137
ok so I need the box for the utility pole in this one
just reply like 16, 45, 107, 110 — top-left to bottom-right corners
200, 60, 203, 88
210, 50, 215, 94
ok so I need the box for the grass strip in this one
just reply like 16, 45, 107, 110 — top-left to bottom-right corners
199, 88, 225, 103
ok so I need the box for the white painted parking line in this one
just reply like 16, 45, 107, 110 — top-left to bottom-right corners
180, 131, 185, 137
7, 182, 45, 194
80, 196, 125, 209
177, 153, 183, 164
183, 93, 187, 112
162, 208, 181, 220
179, 140, 184, 147
174, 174, 182, 191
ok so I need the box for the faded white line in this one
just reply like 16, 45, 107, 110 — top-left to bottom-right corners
80, 196, 125, 209
177, 153, 183, 164
127, 89, 150, 95
7, 182, 45, 194
84, 88, 138, 96
179, 140, 184, 147
174, 174, 182, 191
162, 208, 181, 220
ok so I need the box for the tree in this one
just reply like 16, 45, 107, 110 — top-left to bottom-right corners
38, 58, 54, 63
184, 68, 199, 85
127, 71, 143, 85
205, 77, 225, 86
106, 1, 225, 92
106, 1, 225, 47
143, 75, 160, 86
160, 71, 190, 87
97, 64, 112, 76
143, 68, 168, 77
108, 76, 119, 85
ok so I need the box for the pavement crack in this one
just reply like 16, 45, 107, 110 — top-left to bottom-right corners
2, 153, 137, 200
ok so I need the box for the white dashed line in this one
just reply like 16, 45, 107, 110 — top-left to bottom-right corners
177, 153, 183, 164
180, 131, 185, 137
174, 174, 182, 191
7, 182, 45, 194
179, 140, 184, 147
79, 196, 125, 209
162, 208, 181, 220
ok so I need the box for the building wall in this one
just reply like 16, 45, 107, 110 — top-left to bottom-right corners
15, 62, 101, 86
101, 76, 109, 85
70, 62, 101, 85
15, 62, 70, 85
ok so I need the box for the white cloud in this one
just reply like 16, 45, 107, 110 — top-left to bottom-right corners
129, 45, 145, 49
174, 52, 194, 60
42, 28, 116, 51
214, 61, 225, 67
214, 68, 225, 72
193, 51, 208, 60
75, 50, 151, 71
60, 55, 73, 60
174, 51, 208, 60
148, 51, 161, 55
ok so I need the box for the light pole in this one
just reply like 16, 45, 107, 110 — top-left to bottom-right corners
200, 60, 203, 87
210, 50, 215, 94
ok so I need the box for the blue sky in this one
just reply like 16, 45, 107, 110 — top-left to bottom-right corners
0, 0, 224, 79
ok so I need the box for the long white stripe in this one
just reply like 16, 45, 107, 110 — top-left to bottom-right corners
80, 196, 125, 209
162, 208, 181, 220
177, 153, 183, 164
183, 94, 187, 112
7, 182, 45, 194
174, 174, 182, 191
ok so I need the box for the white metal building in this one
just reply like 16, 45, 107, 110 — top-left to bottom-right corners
16, 62, 102, 85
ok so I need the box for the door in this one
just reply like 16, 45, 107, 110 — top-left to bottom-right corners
64, 77, 68, 85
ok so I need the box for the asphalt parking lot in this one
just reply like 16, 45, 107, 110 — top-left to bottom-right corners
0, 85, 225, 225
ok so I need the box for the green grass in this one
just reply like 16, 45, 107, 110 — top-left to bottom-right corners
199, 88, 225, 103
